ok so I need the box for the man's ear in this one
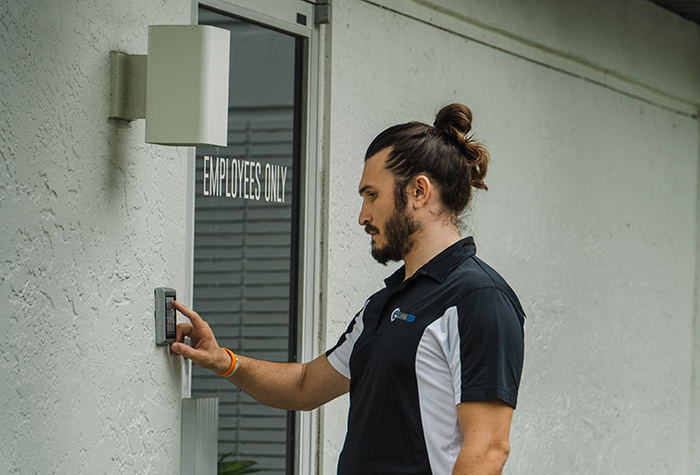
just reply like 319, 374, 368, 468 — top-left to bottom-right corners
409, 175, 432, 210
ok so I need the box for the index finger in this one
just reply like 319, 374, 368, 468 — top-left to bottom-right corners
173, 301, 205, 326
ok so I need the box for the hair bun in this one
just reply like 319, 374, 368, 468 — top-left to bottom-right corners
434, 103, 473, 137
434, 103, 489, 191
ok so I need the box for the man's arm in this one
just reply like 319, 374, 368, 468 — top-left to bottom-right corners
452, 400, 514, 475
171, 301, 350, 411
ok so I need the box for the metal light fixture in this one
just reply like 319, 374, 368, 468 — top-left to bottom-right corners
109, 25, 231, 147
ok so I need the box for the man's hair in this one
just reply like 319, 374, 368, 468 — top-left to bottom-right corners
365, 103, 490, 224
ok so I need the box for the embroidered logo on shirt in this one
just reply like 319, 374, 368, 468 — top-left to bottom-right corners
390, 307, 415, 323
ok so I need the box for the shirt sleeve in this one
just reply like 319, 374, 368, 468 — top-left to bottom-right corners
325, 301, 368, 380
452, 287, 525, 408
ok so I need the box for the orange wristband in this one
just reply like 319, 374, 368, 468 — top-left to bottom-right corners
217, 348, 238, 377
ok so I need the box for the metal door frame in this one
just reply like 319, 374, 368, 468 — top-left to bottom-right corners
184, 1, 326, 474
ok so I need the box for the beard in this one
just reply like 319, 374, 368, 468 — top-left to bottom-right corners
368, 205, 420, 265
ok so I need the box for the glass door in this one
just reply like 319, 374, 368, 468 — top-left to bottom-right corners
193, 7, 304, 474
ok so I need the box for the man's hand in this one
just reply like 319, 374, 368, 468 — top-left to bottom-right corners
170, 301, 232, 374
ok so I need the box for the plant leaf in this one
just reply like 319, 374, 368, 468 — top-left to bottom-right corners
218, 452, 235, 465
218, 460, 262, 475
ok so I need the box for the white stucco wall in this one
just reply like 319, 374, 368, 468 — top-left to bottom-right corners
3, 0, 700, 474
1, 1, 193, 473
322, 0, 700, 474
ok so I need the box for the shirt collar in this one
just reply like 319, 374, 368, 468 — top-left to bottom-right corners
384, 237, 477, 290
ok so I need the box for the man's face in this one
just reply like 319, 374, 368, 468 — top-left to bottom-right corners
358, 149, 420, 264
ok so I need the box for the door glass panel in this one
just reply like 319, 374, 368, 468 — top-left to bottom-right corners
194, 8, 301, 475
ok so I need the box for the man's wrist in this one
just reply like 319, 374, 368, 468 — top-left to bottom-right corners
215, 347, 233, 374
216, 347, 239, 377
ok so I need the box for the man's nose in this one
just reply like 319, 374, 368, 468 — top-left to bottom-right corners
358, 203, 370, 226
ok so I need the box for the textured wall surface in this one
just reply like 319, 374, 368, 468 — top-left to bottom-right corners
2, 0, 699, 474
322, 0, 699, 474
0, 1, 192, 473
415, 0, 700, 105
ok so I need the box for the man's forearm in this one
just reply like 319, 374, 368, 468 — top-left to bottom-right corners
221, 352, 349, 412
224, 354, 310, 411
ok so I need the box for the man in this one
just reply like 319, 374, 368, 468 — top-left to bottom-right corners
171, 103, 525, 474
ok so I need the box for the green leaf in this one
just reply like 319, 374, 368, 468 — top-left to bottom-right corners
218, 459, 262, 475
218, 452, 234, 465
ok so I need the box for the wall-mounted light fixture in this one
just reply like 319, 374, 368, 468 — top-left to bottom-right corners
109, 25, 231, 147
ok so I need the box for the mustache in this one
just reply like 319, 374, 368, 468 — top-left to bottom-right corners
365, 225, 379, 235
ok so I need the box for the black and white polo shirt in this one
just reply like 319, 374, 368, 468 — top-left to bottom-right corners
326, 237, 525, 475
